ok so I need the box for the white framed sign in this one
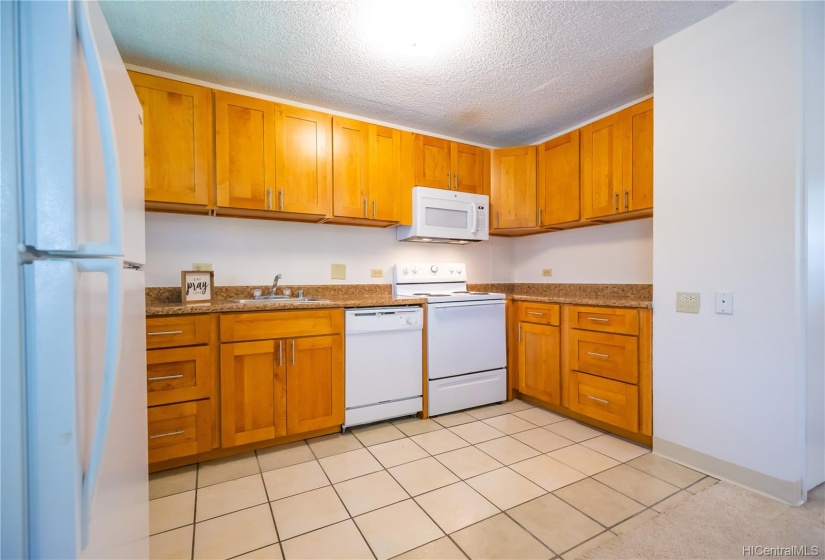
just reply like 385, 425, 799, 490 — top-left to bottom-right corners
181, 270, 213, 304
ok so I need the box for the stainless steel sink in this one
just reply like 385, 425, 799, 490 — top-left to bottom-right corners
232, 297, 329, 304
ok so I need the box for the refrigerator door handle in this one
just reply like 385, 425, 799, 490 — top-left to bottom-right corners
76, 258, 122, 548
75, 2, 123, 257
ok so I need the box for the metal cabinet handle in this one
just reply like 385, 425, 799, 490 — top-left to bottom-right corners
278, 340, 283, 366
267, 187, 272, 210
587, 317, 609, 322
538, 207, 542, 225
587, 351, 610, 359
518, 323, 521, 342
587, 395, 610, 404
453, 173, 457, 190
363, 196, 368, 218
291, 340, 295, 365
148, 330, 183, 336
279, 188, 284, 211
528, 311, 544, 316
373, 198, 376, 219
614, 192, 619, 212
149, 430, 184, 439
148, 374, 183, 381
624, 190, 629, 210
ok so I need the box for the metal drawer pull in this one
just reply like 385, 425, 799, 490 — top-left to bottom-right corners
587, 395, 610, 404
148, 374, 183, 381
587, 317, 609, 322
148, 330, 183, 336
292, 339, 295, 365
528, 312, 544, 316
149, 430, 184, 439
278, 340, 283, 366
587, 351, 610, 359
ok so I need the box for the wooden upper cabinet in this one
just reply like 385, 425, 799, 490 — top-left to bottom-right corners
538, 130, 580, 227
215, 91, 275, 211
451, 142, 484, 194
413, 134, 451, 189
275, 105, 331, 215
332, 117, 369, 218
129, 72, 211, 207
622, 99, 653, 212
369, 125, 400, 221
286, 335, 344, 434
581, 112, 623, 220
220, 340, 287, 447
490, 146, 537, 230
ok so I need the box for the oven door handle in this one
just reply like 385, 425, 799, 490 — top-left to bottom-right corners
432, 302, 504, 310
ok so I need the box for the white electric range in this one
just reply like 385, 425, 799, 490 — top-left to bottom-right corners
394, 263, 507, 416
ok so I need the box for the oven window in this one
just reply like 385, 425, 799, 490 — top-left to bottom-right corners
424, 207, 468, 229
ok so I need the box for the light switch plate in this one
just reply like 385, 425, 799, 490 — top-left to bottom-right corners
676, 292, 700, 313
715, 291, 733, 314
192, 263, 212, 271
370, 268, 384, 278
331, 263, 346, 280
542, 268, 553, 277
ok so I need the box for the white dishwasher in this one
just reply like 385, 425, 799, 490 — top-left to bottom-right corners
344, 307, 423, 429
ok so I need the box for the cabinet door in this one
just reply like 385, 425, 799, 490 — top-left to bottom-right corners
286, 335, 344, 434
129, 72, 212, 206
220, 340, 286, 446
413, 134, 451, 190
518, 322, 561, 405
451, 142, 483, 194
581, 112, 622, 219
622, 99, 653, 212
538, 130, 580, 226
369, 125, 400, 221
490, 146, 537, 229
275, 105, 331, 215
332, 117, 369, 218
215, 91, 276, 210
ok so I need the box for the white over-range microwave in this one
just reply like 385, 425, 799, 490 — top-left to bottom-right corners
396, 186, 490, 244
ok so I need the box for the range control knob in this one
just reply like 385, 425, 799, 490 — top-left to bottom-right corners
449, 267, 455, 273
430, 265, 438, 273
457, 269, 463, 276
402, 267, 408, 275
411, 267, 418, 274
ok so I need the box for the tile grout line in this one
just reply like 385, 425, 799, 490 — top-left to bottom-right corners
255, 449, 286, 560
190, 464, 198, 560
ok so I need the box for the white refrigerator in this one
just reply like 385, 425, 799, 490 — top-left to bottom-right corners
1, 1, 149, 558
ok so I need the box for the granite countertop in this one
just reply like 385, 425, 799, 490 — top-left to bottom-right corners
146, 283, 652, 316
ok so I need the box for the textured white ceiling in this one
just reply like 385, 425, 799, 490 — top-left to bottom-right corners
100, 1, 729, 147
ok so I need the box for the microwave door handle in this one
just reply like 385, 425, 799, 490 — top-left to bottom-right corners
470, 203, 478, 234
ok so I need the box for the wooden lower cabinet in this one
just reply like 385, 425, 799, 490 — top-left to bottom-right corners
513, 302, 652, 444
148, 400, 213, 464
518, 322, 561, 405
286, 335, 344, 434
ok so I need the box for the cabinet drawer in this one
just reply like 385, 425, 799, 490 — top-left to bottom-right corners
517, 302, 560, 326
147, 346, 213, 406
146, 315, 211, 349
220, 309, 343, 343
148, 400, 212, 464
569, 330, 638, 383
568, 371, 638, 432
568, 306, 639, 335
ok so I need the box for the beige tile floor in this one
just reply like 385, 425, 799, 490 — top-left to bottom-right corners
149, 400, 717, 560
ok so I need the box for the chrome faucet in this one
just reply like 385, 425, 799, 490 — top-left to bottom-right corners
271, 274, 282, 297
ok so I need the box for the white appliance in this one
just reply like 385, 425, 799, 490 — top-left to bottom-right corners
396, 186, 490, 244
394, 264, 507, 416
344, 307, 424, 428
1, 2, 148, 558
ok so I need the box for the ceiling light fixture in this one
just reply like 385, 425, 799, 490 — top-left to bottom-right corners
360, 0, 469, 58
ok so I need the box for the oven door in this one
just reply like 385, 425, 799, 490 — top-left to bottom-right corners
427, 300, 506, 379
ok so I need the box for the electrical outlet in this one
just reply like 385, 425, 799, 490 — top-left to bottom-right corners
192, 263, 212, 271
370, 268, 384, 278
331, 263, 346, 280
676, 292, 700, 314
715, 291, 733, 314
542, 268, 553, 277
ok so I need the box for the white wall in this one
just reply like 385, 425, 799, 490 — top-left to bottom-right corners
513, 219, 652, 284
653, 1, 808, 502
144, 212, 514, 287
